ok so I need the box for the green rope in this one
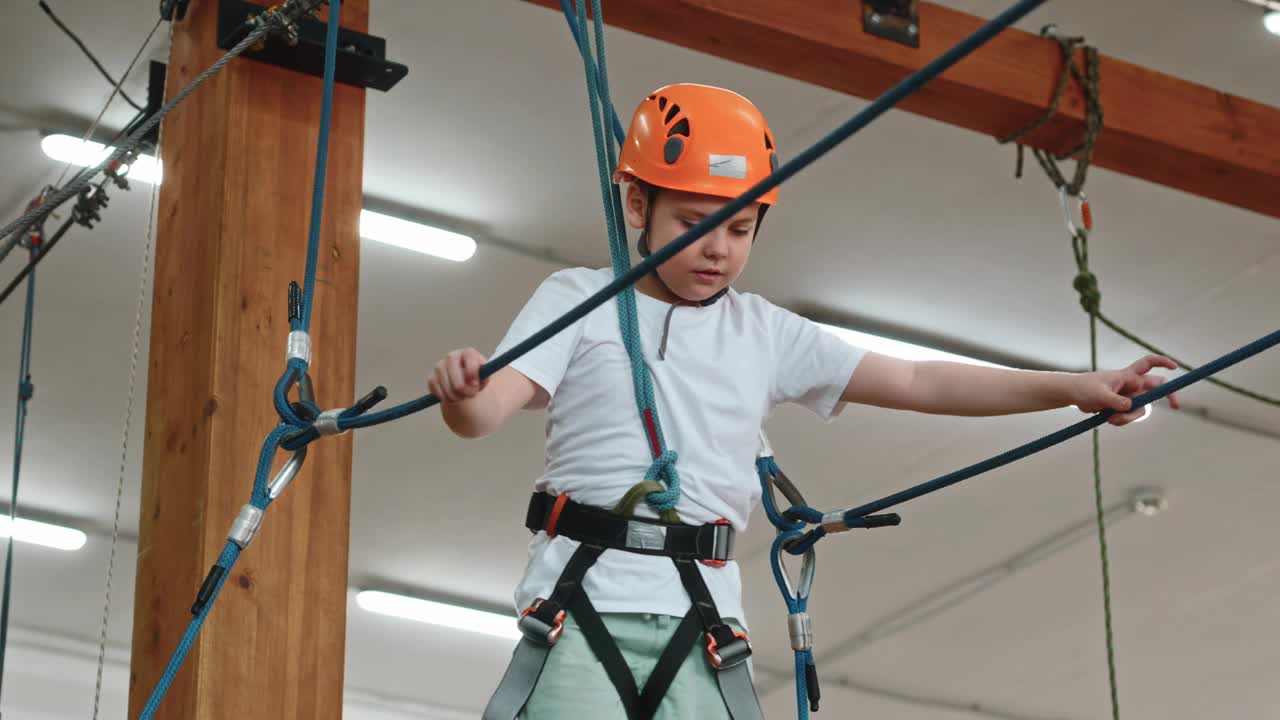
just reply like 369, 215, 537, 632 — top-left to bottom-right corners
1086, 307, 1121, 720
1071, 235, 1280, 406
1003, 27, 1122, 720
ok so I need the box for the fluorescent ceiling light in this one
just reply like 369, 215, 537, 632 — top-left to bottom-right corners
816, 322, 1157, 421
356, 590, 521, 640
359, 210, 476, 262
40, 134, 162, 185
816, 323, 1004, 368
0, 515, 87, 551
1266, 10, 1280, 35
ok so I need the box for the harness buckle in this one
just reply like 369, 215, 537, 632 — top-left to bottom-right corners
705, 628, 752, 669
518, 599, 566, 646
700, 519, 734, 568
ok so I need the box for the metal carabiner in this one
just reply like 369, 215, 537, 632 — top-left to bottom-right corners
1059, 187, 1093, 237
771, 532, 817, 604
267, 445, 308, 499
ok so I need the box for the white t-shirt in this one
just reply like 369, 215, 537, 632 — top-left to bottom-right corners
492, 267, 864, 625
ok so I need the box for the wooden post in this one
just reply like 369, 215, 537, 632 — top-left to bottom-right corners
523, 0, 1280, 220
130, 2, 367, 717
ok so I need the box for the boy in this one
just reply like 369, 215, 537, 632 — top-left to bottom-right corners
430, 84, 1178, 719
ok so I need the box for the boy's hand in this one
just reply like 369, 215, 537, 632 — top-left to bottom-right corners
1071, 354, 1181, 426
430, 348, 488, 404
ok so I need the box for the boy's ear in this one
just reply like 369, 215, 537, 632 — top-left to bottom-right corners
623, 183, 649, 230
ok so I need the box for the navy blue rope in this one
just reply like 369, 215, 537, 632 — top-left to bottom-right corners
138, 4, 343, 716
278, 0, 1054, 449
296, 0, 342, 334
138, 424, 291, 719
558, 0, 625, 145
0, 237, 38, 702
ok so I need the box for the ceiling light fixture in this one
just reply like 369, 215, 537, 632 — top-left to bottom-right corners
815, 323, 1004, 368
358, 210, 477, 262
355, 590, 521, 640
0, 515, 88, 551
815, 322, 1157, 421
40, 134, 162, 185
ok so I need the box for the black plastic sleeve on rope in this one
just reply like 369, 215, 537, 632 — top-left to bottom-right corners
858, 513, 902, 529
288, 281, 303, 323
191, 565, 226, 615
805, 662, 821, 712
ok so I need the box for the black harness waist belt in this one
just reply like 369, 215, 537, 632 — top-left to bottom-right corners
525, 491, 736, 563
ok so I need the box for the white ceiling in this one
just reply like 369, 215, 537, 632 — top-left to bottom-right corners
1, 1, 1278, 718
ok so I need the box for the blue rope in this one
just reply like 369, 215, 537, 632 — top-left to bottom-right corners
294, 0, 1053, 445
559, 0, 625, 145
138, 4, 343, 715
569, 0, 682, 514
296, 0, 342, 334
138, 424, 291, 719
770, 529, 817, 719
0, 238, 38, 702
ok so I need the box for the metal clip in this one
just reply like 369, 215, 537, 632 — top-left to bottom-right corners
787, 612, 814, 652
287, 330, 311, 365
821, 511, 849, 535
266, 446, 308, 499
705, 630, 752, 669
774, 535, 817, 603
314, 408, 347, 436
1060, 187, 1093, 237
518, 600, 566, 646
227, 504, 265, 548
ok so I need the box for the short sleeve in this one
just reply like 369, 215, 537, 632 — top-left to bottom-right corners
491, 269, 596, 398
769, 307, 866, 420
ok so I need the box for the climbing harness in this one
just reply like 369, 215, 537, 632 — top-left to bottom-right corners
26, 0, 1261, 716
482, 493, 759, 720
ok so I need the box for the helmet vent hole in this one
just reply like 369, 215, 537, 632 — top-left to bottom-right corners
657, 96, 668, 111
664, 103, 681, 125
764, 131, 774, 150
667, 118, 690, 138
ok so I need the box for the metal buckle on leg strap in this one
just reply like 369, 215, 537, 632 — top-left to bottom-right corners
705, 629, 752, 669
700, 519, 734, 568
518, 599, 565, 646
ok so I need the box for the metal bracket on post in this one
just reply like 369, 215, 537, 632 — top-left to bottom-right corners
216, 0, 409, 91
862, 0, 921, 49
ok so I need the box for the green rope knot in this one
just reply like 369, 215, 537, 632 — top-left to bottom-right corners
1074, 271, 1101, 315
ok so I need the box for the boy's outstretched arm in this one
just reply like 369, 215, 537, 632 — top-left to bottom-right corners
430, 348, 543, 438
841, 352, 1181, 427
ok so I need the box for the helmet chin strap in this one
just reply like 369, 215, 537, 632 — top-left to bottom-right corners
635, 184, 768, 307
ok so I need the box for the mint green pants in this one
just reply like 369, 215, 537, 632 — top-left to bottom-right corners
518, 612, 748, 720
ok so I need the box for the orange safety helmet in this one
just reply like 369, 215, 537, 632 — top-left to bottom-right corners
614, 83, 780, 206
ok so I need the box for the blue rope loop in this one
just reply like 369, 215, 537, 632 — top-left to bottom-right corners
642, 450, 681, 511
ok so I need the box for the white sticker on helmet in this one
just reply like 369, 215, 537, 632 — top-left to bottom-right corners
708, 154, 747, 179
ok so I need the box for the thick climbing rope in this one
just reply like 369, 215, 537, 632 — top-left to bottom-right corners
280, 0, 1059, 451
0, 198, 46, 706
566, 0, 682, 522
135, 0, 1280, 717
136, 3, 340, 718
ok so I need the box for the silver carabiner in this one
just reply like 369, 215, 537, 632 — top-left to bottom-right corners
267, 446, 308, 499
774, 535, 817, 603
1059, 187, 1093, 237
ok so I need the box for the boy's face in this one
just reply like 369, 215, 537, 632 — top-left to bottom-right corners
624, 184, 761, 304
